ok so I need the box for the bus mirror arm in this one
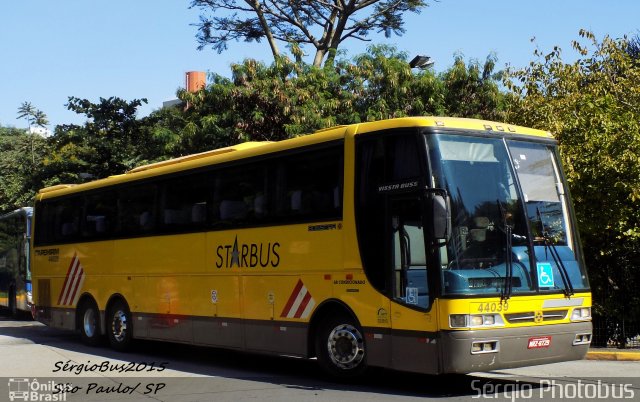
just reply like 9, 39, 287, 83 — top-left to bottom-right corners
424, 188, 451, 241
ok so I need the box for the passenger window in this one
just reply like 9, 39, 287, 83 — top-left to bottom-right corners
160, 174, 210, 230
51, 198, 82, 243
83, 191, 117, 239
214, 164, 269, 226
275, 146, 342, 222
119, 185, 157, 235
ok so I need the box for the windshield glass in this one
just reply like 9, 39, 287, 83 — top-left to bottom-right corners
507, 141, 589, 291
427, 134, 589, 296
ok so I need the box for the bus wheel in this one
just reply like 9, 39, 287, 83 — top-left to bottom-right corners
107, 299, 132, 352
316, 314, 367, 379
78, 299, 102, 346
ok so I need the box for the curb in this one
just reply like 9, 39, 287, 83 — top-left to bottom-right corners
586, 350, 640, 361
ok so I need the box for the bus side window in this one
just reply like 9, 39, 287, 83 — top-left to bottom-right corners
159, 173, 210, 230
84, 191, 117, 239
214, 164, 269, 227
276, 146, 343, 222
119, 185, 157, 235
52, 197, 82, 243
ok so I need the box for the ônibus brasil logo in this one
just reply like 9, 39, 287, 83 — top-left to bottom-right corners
8, 378, 68, 401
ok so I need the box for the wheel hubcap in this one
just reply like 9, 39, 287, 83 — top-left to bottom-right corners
83, 308, 96, 338
327, 324, 364, 369
111, 310, 128, 342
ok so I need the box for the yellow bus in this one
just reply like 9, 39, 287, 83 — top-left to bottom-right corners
31, 117, 592, 377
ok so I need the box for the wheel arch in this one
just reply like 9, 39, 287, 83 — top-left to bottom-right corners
307, 298, 360, 358
105, 293, 129, 312
75, 292, 99, 331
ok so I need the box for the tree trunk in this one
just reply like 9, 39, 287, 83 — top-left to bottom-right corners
250, 0, 280, 60
313, 49, 326, 67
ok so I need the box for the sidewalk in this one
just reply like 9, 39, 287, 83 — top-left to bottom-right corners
586, 349, 640, 361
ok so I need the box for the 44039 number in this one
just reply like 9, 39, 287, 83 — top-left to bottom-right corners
476, 302, 509, 313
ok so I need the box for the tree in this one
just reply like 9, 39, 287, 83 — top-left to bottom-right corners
441, 53, 505, 121
17, 101, 49, 132
505, 30, 640, 340
348, 45, 443, 120
16, 102, 49, 164
0, 125, 48, 212
42, 96, 150, 184
191, 0, 428, 67
148, 46, 504, 157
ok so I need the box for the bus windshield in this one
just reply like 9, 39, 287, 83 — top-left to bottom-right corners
427, 134, 589, 296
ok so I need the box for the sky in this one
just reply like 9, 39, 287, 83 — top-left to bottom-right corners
1, 0, 638, 130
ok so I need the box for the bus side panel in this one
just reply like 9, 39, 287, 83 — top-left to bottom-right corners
115, 233, 208, 343
205, 222, 342, 356
388, 299, 440, 374
76, 241, 115, 309
333, 274, 393, 369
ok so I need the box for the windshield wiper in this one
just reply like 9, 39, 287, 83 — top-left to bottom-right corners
536, 208, 574, 297
497, 200, 513, 300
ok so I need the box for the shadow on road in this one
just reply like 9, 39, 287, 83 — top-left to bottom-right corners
0, 312, 541, 398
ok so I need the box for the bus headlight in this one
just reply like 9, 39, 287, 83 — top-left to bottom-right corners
450, 314, 468, 328
571, 307, 591, 321
450, 314, 504, 328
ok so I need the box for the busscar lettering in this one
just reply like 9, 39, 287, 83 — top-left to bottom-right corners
35, 248, 60, 256
377, 180, 419, 193
216, 236, 280, 268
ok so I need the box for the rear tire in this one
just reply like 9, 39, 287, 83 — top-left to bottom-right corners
107, 299, 132, 352
315, 313, 367, 379
78, 299, 102, 346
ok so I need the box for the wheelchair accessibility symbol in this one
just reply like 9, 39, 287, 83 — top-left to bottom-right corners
537, 263, 555, 288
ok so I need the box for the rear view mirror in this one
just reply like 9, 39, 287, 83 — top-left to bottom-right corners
426, 189, 451, 240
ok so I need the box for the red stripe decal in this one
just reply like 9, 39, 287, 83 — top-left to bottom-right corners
280, 280, 304, 317
57, 254, 77, 305
63, 260, 81, 306
293, 291, 312, 318
66, 267, 84, 306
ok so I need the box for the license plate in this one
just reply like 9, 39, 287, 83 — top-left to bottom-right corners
528, 336, 552, 349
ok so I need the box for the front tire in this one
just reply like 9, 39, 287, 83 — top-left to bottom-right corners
78, 299, 102, 346
107, 299, 132, 352
315, 313, 367, 379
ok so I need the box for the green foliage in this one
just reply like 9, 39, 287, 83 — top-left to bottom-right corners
505, 30, 640, 325
149, 46, 504, 158
349, 45, 444, 120
0, 126, 48, 213
442, 53, 505, 120
42, 97, 150, 184
17, 101, 49, 131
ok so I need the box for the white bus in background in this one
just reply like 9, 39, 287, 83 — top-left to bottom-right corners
0, 207, 33, 317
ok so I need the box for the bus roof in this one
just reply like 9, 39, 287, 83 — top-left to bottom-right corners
352, 116, 552, 138
0, 207, 33, 220
36, 117, 552, 200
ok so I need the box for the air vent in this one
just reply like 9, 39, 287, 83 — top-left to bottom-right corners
505, 309, 568, 324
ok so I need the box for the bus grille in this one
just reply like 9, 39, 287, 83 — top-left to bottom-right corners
505, 309, 568, 323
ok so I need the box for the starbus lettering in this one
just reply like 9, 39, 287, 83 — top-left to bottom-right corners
216, 236, 280, 268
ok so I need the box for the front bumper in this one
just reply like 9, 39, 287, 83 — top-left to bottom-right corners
439, 322, 592, 373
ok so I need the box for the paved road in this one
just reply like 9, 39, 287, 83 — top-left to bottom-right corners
0, 313, 638, 402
